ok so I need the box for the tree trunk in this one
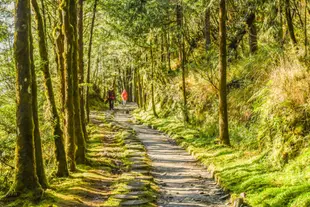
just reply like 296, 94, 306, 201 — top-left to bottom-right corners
78, 0, 88, 141
181, 36, 189, 123
55, 7, 66, 115
176, 2, 183, 64
71, 0, 86, 164
205, 7, 211, 51
150, 47, 158, 117
86, 0, 98, 123
285, 0, 297, 44
219, 0, 230, 146
247, 12, 258, 53
61, 0, 76, 172
177, 1, 189, 123
6, 0, 43, 197
32, 0, 69, 177
29, 17, 48, 189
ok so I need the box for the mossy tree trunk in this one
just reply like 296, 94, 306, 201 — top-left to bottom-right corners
55, 7, 66, 115
71, 0, 86, 164
6, 0, 43, 197
86, 0, 98, 123
219, 0, 230, 146
78, 0, 88, 141
32, 0, 69, 177
61, 0, 76, 172
29, 20, 48, 189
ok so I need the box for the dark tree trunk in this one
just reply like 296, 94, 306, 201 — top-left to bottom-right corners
32, 0, 69, 177
228, 13, 255, 52
285, 0, 297, 44
6, 0, 43, 197
205, 7, 211, 51
219, 0, 230, 146
86, 0, 98, 123
247, 13, 258, 53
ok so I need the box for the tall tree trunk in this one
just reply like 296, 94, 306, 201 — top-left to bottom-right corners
167, 29, 172, 71
176, 2, 183, 64
55, 7, 66, 115
150, 45, 158, 117
29, 17, 48, 189
247, 12, 258, 53
285, 0, 297, 44
78, 0, 88, 141
61, 0, 76, 172
71, 0, 86, 164
150, 47, 158, 118
86, 0, 98, 123
6, 0, 43, 197
219, 0, 230, 146
181, 36, 189, 123
32, 0, 69, 177
205, 7, 211, 51
177, 1, 189, 123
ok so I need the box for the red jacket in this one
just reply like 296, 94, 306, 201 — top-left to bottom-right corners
121, 90, 128, 101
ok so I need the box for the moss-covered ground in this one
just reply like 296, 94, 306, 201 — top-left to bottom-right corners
1, 111, 157, 207
134, 109, 310, 207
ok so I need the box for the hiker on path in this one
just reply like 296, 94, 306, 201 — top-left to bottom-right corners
107, 88, 116, 110
121, 89, 128, 106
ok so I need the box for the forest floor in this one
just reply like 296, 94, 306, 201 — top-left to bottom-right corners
3, 110, 158, 207
2, 105, 229, 207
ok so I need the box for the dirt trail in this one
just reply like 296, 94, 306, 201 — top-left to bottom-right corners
113, 105, 228, 207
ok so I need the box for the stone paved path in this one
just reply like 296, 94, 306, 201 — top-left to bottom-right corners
113, 105, 229, 207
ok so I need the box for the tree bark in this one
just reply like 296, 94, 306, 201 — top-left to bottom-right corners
219, 0, 230, 146
6, 0, 43, 197
150, 46, 158, 118
32, 0, 69, 177
55, 7, 66, 115
205, 7, 211, 51
285, 0, 297, 44
78, 0, 88, 141
176, 1, 189, 123
71, 0, 86, 164
29, 16, 48, 189
86, 0, 98, 123
247, 12, 258, 53
61, 0, 76, 172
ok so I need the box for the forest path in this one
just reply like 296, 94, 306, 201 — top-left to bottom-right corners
113, 104, 229, 207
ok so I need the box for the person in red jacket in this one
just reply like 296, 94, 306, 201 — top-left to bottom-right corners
121, 89, 128, 106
